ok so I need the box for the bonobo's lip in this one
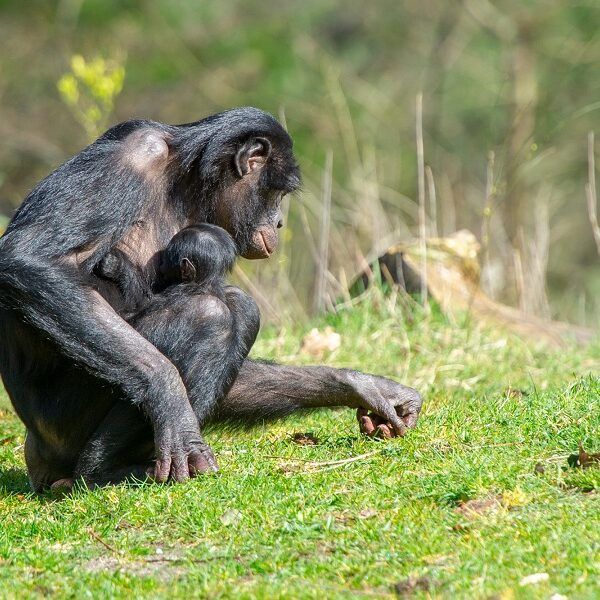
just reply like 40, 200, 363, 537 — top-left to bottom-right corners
259, 231, 273, 257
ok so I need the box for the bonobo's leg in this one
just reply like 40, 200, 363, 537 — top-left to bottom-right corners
214, 360, 423, 436
75, 287, 260, 484
133, 286, 260, 423
0, 242, 209, 485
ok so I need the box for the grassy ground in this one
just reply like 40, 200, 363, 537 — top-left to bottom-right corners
0, 294, 598, 599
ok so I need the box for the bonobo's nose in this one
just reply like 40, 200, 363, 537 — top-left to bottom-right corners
277, 219, 284, 229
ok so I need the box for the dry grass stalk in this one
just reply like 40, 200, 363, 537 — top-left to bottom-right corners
586, 131, 600, 256
313, 149, 333, 313
416, 93, 428, 305
481, 151, 495, 297
425, 165, 438, 238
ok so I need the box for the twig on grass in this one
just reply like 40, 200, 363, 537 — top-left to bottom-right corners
274, 450, 383, 474
88, 529, 120, 555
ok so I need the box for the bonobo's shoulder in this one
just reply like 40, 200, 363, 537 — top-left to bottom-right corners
99, 121, 175, 176
99, 119, 171, 142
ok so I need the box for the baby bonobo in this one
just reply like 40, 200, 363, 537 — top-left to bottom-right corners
97, 223, 237, 314
75, 224, 259, 485
159, 224, 237, 297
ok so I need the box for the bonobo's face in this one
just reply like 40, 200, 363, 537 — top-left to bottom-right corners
215, 133, 301, 260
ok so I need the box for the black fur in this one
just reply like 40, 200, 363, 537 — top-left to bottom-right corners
0, 107, 422, 491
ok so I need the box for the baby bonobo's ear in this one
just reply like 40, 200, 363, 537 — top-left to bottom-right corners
179, 258, 196, 283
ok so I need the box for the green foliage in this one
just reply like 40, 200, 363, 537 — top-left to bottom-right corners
2, 2, 600, 323
0, 298, 598, 598
57, 55, 125, 140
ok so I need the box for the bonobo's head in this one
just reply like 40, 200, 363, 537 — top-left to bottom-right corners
180, 107, 302, 260
160, 224, 237, 287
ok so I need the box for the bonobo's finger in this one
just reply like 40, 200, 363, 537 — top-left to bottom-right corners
170, 452, 190, 482
357, 410, 401, 439
188, 453, 211, 476
357, 408, 376, 436
374, 423, 393, 439
401, 410, 420, 429
189, 455, 210, 476
153, 456, 171, 483
201, 447, 219, 472
377, 405, 407, 437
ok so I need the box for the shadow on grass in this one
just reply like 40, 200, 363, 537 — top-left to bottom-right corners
0, 467, 31, 495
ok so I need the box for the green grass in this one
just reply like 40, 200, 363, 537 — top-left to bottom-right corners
0, 295, 598, 599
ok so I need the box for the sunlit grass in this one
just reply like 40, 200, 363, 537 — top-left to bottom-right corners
0, 296, 598, 599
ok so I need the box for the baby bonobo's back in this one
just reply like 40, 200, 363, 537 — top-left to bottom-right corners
159, 224, 237, 297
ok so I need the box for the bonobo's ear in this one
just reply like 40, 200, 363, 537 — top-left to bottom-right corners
234, 137, 272, 177
180, 258, 196, 282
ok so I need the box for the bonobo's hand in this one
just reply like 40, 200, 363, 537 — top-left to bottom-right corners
152, 413, 218, 482
343, 372, 422, 438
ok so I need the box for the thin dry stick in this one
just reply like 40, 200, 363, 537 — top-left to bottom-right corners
425, 165, 438, 238
265, 450, 381, 466
481, 151, 495, 296
313, 149, 333, 313
89, 529, 120, 555
233, 265, 280, 323
299, 204, 322, 266
277, 105, 288, 132
586, 131, 600, 256
416, 93, 428, 306
512, 243, 526, 313
304, 450, 381, 467
307, 454, 382, 474
279, 451, 383, 474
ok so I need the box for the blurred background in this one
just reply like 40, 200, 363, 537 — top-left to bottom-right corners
1, 0, 599, 325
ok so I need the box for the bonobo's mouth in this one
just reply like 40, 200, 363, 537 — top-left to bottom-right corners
243, 226, 278, 260
260, 231, 275, 256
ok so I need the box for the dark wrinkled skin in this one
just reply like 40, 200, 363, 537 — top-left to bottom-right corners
0, 107, 422, 491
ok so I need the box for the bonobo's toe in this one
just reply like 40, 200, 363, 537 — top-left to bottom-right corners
50, 478, 74, 492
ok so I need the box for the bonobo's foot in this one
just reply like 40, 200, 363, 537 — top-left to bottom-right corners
345, 372, 422, 437
152, 428, 219, 483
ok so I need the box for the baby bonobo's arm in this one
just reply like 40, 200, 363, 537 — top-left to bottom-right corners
95, 249, 152, 313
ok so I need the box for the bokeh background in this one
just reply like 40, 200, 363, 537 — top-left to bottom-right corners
1, 0, 599, 325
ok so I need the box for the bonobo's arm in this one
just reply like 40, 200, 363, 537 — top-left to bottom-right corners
0, 241, 213, 481
216, 360, 422, 434
95, 248, 153, 313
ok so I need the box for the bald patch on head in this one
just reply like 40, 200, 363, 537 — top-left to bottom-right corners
120, 129, 170, 175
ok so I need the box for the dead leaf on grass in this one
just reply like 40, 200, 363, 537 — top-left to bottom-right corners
455, 495, 502, 519
394, 575, 434, 597
292, 432, 319, 446
568, 443, 600, 469
504, 387, 529, 399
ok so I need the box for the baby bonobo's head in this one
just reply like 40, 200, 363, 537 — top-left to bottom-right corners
160, 224, 237, 288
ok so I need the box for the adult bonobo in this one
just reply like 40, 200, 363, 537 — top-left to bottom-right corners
0, 107, 422, 491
